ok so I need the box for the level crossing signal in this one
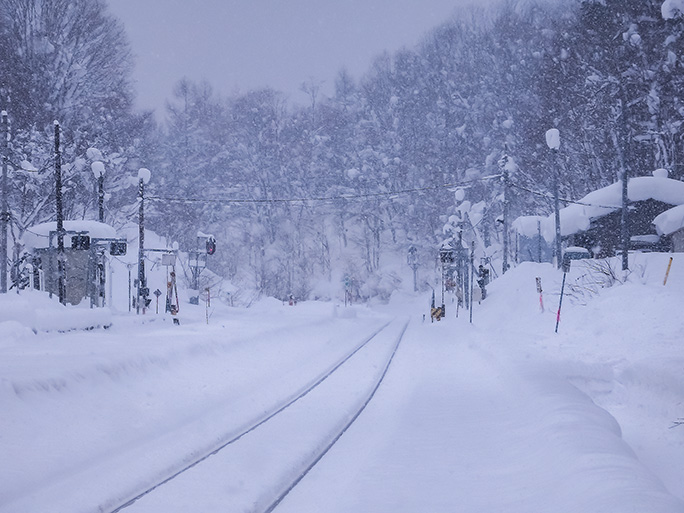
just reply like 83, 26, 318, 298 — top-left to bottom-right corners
206, 236, 216, 255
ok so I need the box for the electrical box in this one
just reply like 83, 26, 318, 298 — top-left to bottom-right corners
109, 241, 127, 256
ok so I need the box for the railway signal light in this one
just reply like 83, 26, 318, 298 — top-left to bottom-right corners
206, 236, 216, 255
71, 235, 90, 250
109, 241, 127, 256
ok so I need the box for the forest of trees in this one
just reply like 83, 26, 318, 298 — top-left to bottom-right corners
2, 0, 684, 301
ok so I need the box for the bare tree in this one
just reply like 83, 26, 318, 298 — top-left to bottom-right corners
0, 0, 134, 130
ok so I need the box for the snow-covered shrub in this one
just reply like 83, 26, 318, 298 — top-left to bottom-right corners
567, 258, 628, 304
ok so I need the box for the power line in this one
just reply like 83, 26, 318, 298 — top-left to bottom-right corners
147, 174, 504, 205
148, 174, 623, 213
509, 182, 620, 210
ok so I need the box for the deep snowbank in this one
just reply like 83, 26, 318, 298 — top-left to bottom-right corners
0, 290, 112, 338
276, 319, 682, 513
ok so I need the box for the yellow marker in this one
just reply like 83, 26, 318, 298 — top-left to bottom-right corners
664, 257, 673, 286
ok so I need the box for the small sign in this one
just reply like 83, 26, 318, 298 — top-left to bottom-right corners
153, 289, 162, 298
562, 258, 571, 273
161, 253, 176, 266
535, 277, 542, 294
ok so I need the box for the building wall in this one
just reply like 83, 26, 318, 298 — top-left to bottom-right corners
36, 248, 90, 305
517, 234, 553, 263
569, 199, 674, 257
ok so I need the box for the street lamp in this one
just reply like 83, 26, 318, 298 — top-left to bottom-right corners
54, 121, 67, 304
137, 167, 151, 314
91, 161, 105, 222
545, 128, 562, 269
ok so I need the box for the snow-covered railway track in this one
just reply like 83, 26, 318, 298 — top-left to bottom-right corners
258, 319, 408, 513
106, 318, 407, 513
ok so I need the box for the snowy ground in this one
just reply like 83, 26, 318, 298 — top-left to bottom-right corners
1, 252, 683, 512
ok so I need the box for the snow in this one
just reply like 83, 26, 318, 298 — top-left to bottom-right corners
512, 215, 547, 238
138, 167, 151, 184
19, 160, 38, 172
654, 204, 684, 235
22, 220, 118, 249
503, 155, 518, 174
196, 230, 214, 240
516, 175, 684, 240
346, 167, 361, 180
662, 0, 684, 19
91, 160, 105, 178
86, 147, 104, 161
0, 253, 683, 512
564, 245, 590, 254
0, 291, 112, 334
545, 128, 560, 150
632, 234, 660, 243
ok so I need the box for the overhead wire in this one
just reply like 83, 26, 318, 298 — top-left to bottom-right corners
509, 182, 621, 211
146, 172, 623, 213
146, 174, 504, 205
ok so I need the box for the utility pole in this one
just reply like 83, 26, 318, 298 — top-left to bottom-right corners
618, 73, 632, 272
98, 174, 104, 222
553, 163, 561, 269
91, 161, 105, 222
1, 111, 8, 293
137, 168, 151, 314
620, 141, 630, 272
621, 172, 629, 271
55, 121, 66, 305
499, 147, 510, 275
537, 220, 542, 263
546, 128, 562, 269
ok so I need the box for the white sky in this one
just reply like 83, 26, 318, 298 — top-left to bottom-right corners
106, 0, 471, 116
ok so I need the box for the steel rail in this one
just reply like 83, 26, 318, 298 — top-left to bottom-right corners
260, 320, 409, 513
106, 320, 395, 513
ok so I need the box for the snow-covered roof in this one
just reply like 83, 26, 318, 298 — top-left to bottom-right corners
654, 204, 684, 236
23, 221, 118, 250
512, 216, 549, 238
564, 246, 590, 253
560, 176, 684, 235
515, 175, 684, 241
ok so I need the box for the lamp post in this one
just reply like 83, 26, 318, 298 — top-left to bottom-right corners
91, 161, 105, 222
137, 167, 151, 314
91, 161, 106, 308
545, 128, 562, 269
54, 121, 66, 304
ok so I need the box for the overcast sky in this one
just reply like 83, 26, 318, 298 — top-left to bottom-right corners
106, 0, 472, 116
